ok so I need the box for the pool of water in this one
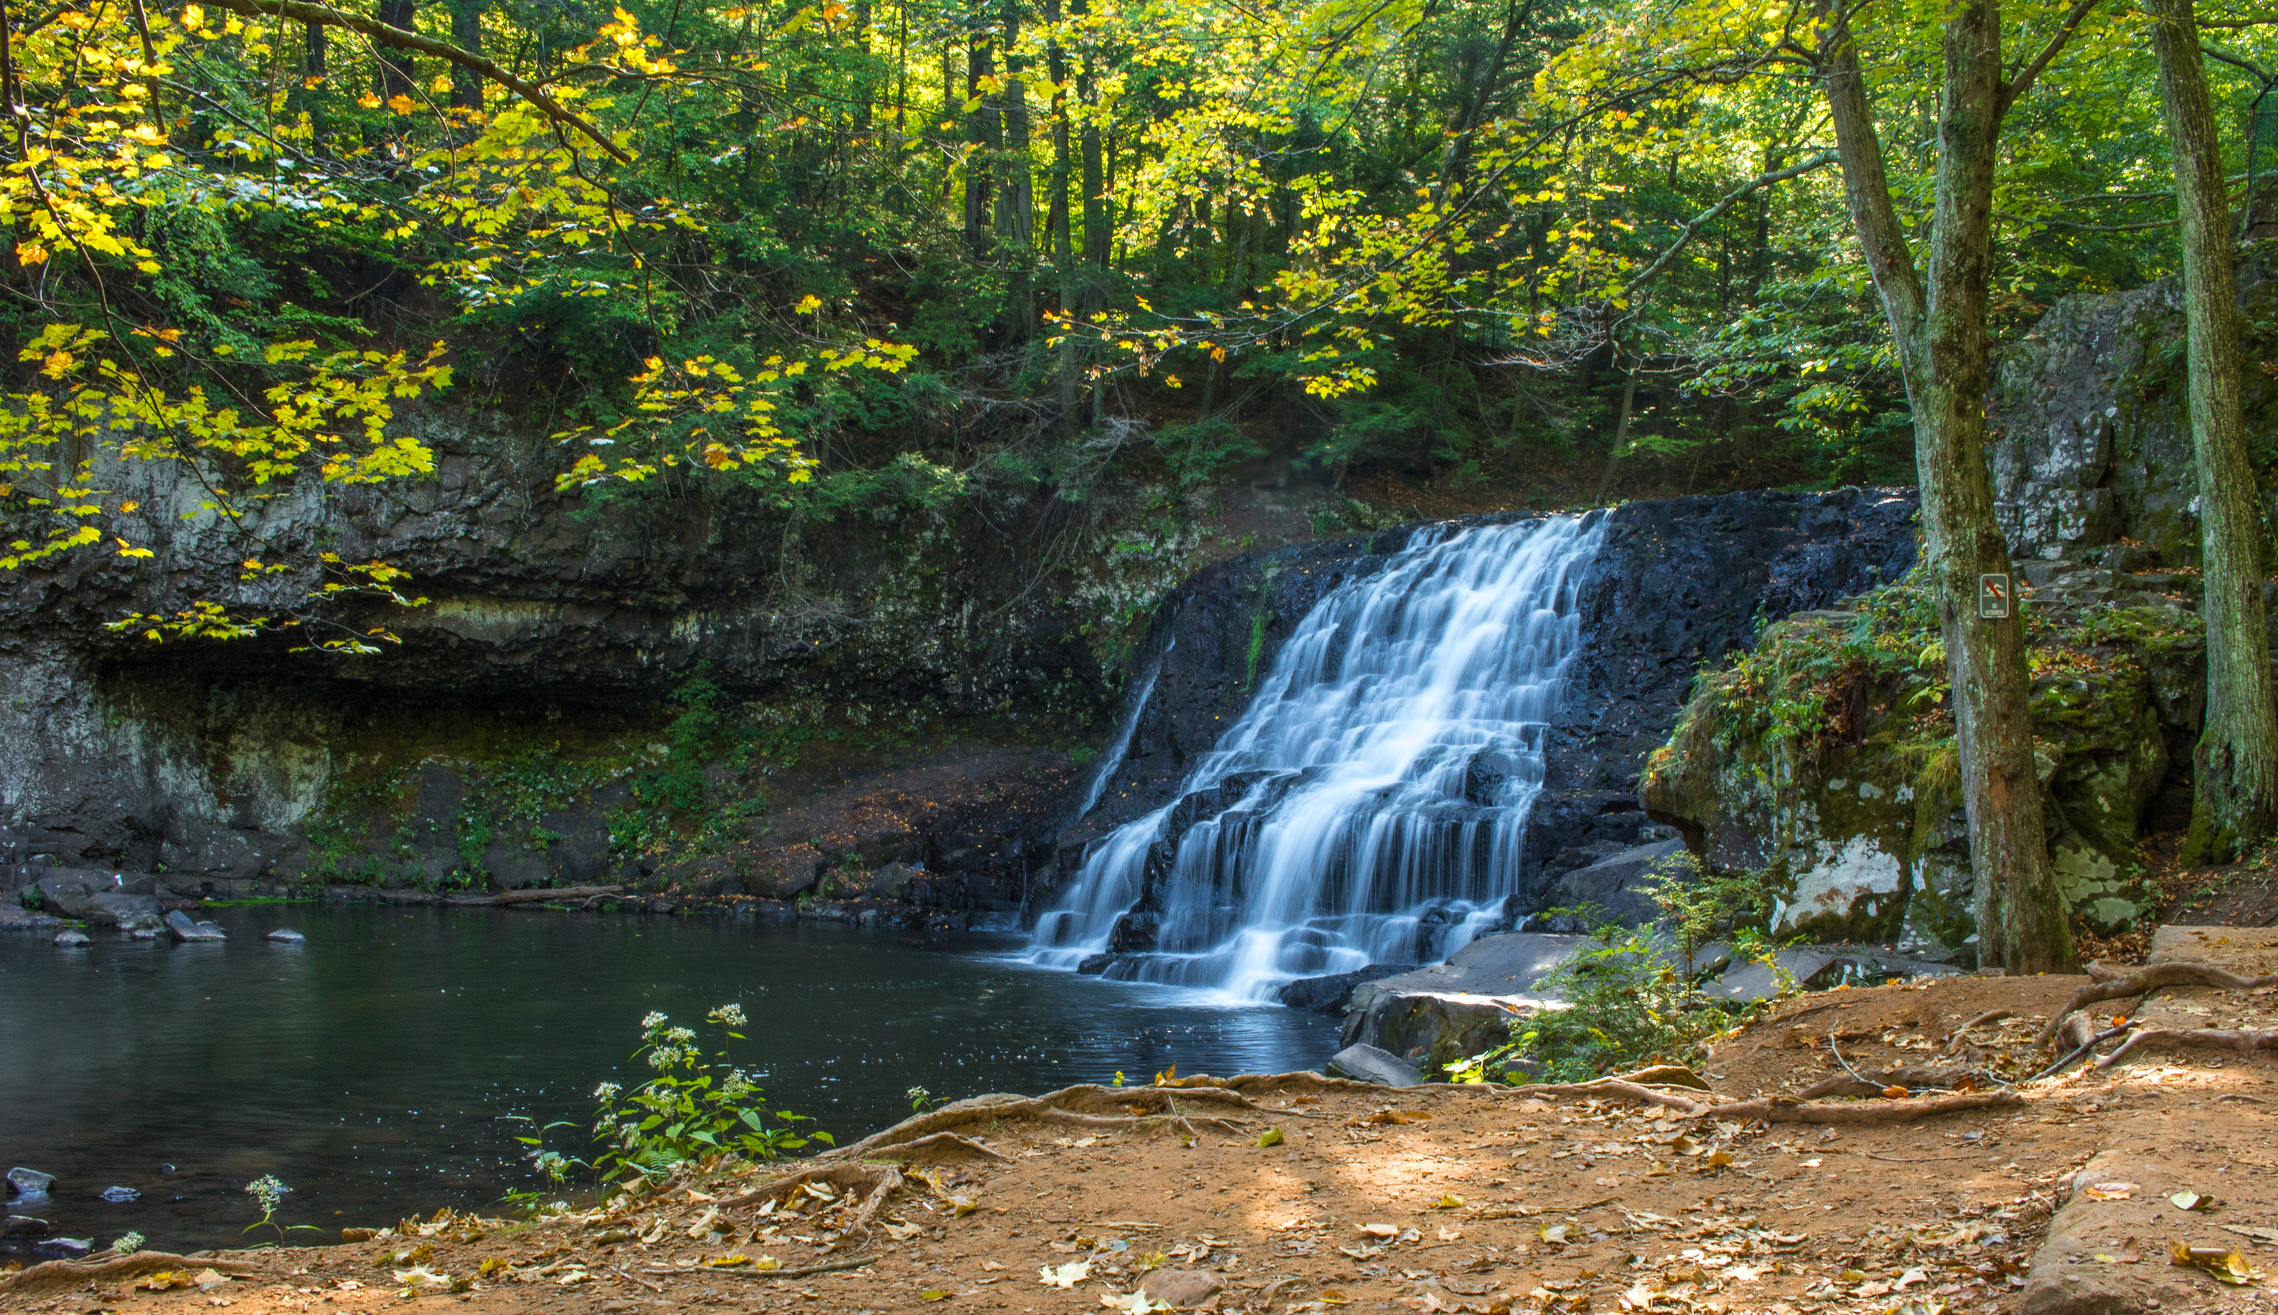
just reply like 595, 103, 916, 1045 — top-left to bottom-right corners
0, 904, 1337, 1255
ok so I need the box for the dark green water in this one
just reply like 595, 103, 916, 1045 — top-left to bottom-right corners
0, 904, 1335, 1255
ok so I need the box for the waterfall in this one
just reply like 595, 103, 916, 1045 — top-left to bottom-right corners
1029, 514, 1605, 1000
1076, 637, 1171, 819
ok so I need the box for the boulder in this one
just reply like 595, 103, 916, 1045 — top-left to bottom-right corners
1701, 946, 1960, 1003
868, 862, 925, 900
1541, 839, 1688, 926
165, 910, 227, 942
32, 1237, 91, 1260
2, 1215, 48, 1237
31, 871, 98, 918
1339, 933, 1583, 1073
7, 1167, 55, 1197
1274, 963, 1418, 1014
51, 929, 90, 947
1324, 1044, 1425, 1088
84, 890, 161, 931
99, 1186, 140, 1203
266, 928, 306, 943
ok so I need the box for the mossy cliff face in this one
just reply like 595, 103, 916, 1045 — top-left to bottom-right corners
1641, 563, 2205, 954
0, 418, 1219, 895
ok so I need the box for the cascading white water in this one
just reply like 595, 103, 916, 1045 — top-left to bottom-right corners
1029, 514, 1605, 1001
1076, 637, 1171, 819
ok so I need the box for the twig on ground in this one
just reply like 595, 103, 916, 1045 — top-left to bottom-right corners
1941, 1009, 2014, 1055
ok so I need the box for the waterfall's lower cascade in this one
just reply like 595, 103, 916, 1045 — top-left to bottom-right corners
1029, 515, 1605, 1000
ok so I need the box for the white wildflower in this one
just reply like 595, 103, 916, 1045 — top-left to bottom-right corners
707, 1003, 748, 1028
592, 1081, 622, 1102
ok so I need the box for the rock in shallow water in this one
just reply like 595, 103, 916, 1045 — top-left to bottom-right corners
266, 928, 305, 943
164, 910, 226, 941
32, 1236, 91, 1260
99, 1186, 140, 1203
6, 1166, 55, 1197
2, 1215, 48, 1237
51, 929, 89, 947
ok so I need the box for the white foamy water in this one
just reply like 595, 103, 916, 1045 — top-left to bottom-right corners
1029, 514, 1604, 1001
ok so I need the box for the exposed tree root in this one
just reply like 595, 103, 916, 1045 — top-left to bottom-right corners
0, 1252, 260, 1297
1941, 1009, 2014, 1056
1498, 1079, 1714, 1114
2040, 961, 2278, 1042
857, 1132, 1012, 1164
824, 1084, 1271, 1159
1713, 1092, 2023, 1124
714, 1162, 903, 1213
2096, 1026, 2278, 1069
644, 1255, 879, 1280
1792, 1065, 1984, 1101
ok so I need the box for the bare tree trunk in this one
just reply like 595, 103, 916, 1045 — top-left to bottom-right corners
1817, 0, 2073, 972
448, 0, 481, 110
1592, 358, 1639, 506
375, 0, 416, 98
996, 0, 1036, 337
304, 20, 327, 76
2150, 0, 2278, 862
963, 3, 997, 259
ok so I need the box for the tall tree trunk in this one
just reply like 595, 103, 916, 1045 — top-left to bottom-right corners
1076, 0, 1108, 284
1818, 0, 2072, 972
2150, 0, 2278, 861
304, 20, 326, 76
963, 3, 997, 259
996, 0, 1036, 337
375, 0, 417, 98
1593, 357, 1639, 505
448, 0, 482, 110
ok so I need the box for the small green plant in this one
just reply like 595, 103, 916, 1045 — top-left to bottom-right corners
17, 885, 42, 911
111, 1231, 144, 1255
584, 1004, 829, 1184
242, 1175, 321, 1244
907, 1085, 943, 1113
1639, 850, 1777, 976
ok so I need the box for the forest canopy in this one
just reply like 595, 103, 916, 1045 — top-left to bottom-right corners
0, 0, 2267, 630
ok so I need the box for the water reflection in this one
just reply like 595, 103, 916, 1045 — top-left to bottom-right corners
0, 904, 1334, 1252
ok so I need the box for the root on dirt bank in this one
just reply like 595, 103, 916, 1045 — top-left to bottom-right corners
0, 1252, 260, 1298
2096, 1026, 2278, 1068
2040, 961, 2278, 1042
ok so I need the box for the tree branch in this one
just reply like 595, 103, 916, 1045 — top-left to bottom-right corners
1621, 151, 1837, 299
198, 0, 632, 164
2001, 0, 2101, 113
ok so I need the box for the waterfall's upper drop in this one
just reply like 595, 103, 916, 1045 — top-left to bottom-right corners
1030, 514, 1606, 1000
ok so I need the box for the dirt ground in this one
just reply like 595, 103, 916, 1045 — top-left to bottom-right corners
14, 960, 2278, 1315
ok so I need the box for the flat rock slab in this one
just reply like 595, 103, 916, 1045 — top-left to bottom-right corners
2149, 924, 2278, 973
2023, 1147, 2269, 1315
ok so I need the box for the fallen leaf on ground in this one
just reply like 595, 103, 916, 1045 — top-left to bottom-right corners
1257, 1129, 1286, 1148
2170, 1242, 2262, 1284
1428, 1195, 1464, 1209
2170, 1191, 2214, 1211
1040, 1261, 1093, 1288
2084, 1183, 2138, 1201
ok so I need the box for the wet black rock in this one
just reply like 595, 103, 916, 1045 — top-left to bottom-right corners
51, 929, 90, 947
99, 1186, 140, 1203
32, 1237, 91, 1260
1273, 964, 1419, 1014
6, 1167, 54, 1197
266, 928, 306, 943
2, 1215, 48, 1237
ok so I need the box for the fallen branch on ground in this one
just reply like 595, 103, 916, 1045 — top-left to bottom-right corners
2040, 961, 2278, 1042
1713, 1091, 2023, 1124
1941, 1009, 2014, 1056
1792, 1065, 1986, 1100
0, 1253, 259, 1297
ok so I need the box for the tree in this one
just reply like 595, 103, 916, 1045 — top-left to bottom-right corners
2148, 0, 2278, 862
1812, 0, 2091, 972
